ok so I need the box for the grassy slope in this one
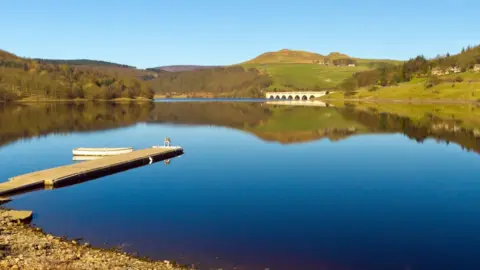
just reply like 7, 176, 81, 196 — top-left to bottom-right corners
241, 49, 401, 91
243, 63, 370, 90
324, 72, 480, 101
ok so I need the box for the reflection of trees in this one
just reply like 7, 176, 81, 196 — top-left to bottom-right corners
0, 102, 153, 147
339, 106, 480, 154
148, 102, 271, 129
1, 101, 478, 153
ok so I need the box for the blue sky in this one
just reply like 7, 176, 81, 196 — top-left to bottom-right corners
2, 0, 479, 68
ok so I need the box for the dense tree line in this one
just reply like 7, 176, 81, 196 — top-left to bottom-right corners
340, 105, 480, 154
0, 50, 154, 102
34, 59, 136, 68
149, 66, 273, 97
432, 45, 480, 70
331, 58, 357, 66
339, 45, 480, 92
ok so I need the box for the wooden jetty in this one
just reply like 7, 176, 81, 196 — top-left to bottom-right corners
0, 147, 183, 196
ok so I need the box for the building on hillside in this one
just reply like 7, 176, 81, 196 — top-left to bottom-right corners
447, 66, 462, 74
431, 67, 444, 76
473, 64, 480, 72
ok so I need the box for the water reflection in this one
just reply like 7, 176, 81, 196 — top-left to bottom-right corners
1, 101, 479, 153
2, 100, 480, 270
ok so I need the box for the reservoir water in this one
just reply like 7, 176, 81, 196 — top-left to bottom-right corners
1, 100, 480, 270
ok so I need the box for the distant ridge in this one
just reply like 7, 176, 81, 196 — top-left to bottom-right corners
33, 58, 136, 69
149, 65, 223, 72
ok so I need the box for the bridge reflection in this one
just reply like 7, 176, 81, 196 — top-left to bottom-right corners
265, 100, 330, 107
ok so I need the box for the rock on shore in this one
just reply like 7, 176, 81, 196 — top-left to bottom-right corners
0, 209, 188, 270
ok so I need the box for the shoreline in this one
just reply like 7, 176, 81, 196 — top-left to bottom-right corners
320, 97, 480, 105
8, 97, 154, 104
0, 208, 190, 270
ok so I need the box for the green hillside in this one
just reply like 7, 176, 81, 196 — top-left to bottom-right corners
241, 49, 402, 91
325, 44, 480, 101
242, 63, 370, 90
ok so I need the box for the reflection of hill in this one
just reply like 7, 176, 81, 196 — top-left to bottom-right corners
1, 101, 479, 153
245, 106, 366, 144
148, 103, 366, 143
0, 103, 153, 147
252, 129, 357, 144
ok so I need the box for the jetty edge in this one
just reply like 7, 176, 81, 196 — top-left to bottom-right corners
0, 146, 183, 196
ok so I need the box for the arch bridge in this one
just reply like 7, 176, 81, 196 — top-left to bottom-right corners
265, 91, 328, 101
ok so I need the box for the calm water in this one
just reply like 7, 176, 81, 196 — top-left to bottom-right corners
1, 101, 480, 270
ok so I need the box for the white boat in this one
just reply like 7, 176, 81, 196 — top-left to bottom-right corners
72, 147, 133, 156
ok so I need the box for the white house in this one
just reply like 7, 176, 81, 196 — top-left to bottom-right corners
431, 67, 444, 76
447, 66, 462, 74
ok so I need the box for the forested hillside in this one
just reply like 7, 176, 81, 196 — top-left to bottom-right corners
0, 50, 154, 102
149, 66, 273, 97
338, 45, 480, 92
34, 59, 135, 68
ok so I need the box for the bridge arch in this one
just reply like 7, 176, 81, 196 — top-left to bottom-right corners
281, 95, 286, 99
310, 95, 315, 100
288, 95, 293, 100
302, 95, 308, 100
269, 95, 274, 99
275, 95, 280, 99
295, 95, 300, 100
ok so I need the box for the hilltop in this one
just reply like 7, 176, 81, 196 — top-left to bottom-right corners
244, 49, 328, 64
243, 49, 400, 65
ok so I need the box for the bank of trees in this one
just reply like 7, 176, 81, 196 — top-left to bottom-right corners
149, 66, 273, 97
339, 45, 480, 92
0, 50, 154, 102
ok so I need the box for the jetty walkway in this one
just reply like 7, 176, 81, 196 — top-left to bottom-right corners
0, 147, 183, 196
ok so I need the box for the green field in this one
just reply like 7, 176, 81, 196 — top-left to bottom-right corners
324, 72, 480, 101
242, 63, 370, 90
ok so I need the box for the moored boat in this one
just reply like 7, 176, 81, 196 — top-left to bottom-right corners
72, 147, 133, 156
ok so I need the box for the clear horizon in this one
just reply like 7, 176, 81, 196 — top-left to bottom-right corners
2, 0, 479, 68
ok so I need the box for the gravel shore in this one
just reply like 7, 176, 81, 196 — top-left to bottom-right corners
0, 208, 189, 270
